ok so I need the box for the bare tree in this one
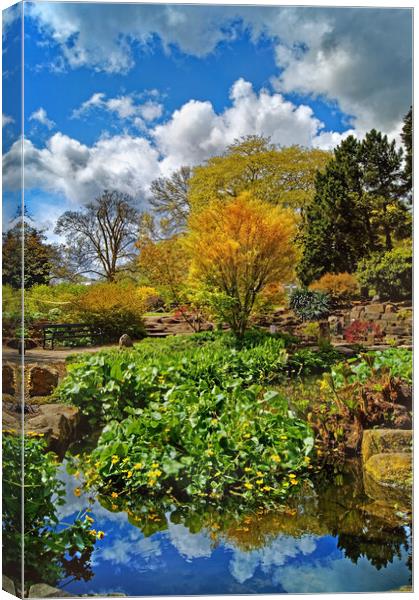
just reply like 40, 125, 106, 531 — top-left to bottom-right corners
55, 190, 140, 281
149, 166, 191, 235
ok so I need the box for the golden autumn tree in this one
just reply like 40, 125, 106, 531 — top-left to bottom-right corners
188, 136, 331, 213
186, 192, 297, 337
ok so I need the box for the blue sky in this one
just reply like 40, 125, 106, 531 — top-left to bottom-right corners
2, 2, 413, 233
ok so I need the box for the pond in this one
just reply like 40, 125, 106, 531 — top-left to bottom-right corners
56, 451, 411, 596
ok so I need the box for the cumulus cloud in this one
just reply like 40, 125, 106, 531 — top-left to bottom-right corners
29, 107, 56, 130
26, 4, 411, 133
72, 92, 163, 126
153, 78, 349, 173
2, 114, 14, 128
3, 132, 161, 204
3, 78, 354, 204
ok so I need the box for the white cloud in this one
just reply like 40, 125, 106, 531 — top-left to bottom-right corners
72, 92, 163, 124
29, 107, 55, 130
27, 4, 411, 134
167, 523, 212, 560
153, 78, 345, 173
4, 78, 354, 205
3, 132, 161, 204
2, 114, 14, 128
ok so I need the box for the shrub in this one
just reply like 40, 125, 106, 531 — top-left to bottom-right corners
25, 283, 86, 323
343, 320, 383, 344
309, 272, 359, 304
356, 246, 412, 300
136, 286, 164, 311
289, 288, 330, 321
73, 282, 146, 342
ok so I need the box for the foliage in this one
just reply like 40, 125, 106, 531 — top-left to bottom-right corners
55, 190, 140, 281
356, 245, 412, 300
135, 286, 163, 311
309, 272, 359, 304
186, 192, 297, 337
287, 346, 341, 376
307, 349, 412, 461
2, 284, 21, 329
289, 288, 330, 321
2, 222, 55, 289
300, 321, 320, 339
72, 282, 146, 342
25, 283, 86, 323
343, 320, 383, 344
188, 135, 330, 212
2, 434, 98, 590
400, 107, 412, 200
297, 130, 411, 285
75, 384, 314, 506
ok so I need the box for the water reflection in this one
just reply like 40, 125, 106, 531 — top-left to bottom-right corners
57, 459, 411, 595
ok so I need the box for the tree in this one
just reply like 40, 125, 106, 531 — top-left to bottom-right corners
186, 192, 297, 338
297, 131, 412, 284
188, 135, 331, 212
55, 190, 140, 281
359, 129, 406, 250
2, 222, 54, 289
400, 106, 412, 200
296, 156, 369, 285
149, 166, 192, 235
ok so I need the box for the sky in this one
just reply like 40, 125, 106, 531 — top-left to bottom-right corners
1, 1, 413, 235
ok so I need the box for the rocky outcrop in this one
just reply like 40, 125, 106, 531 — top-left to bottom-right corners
362, 429, 412, 507
362, 429, 412, 463
2, 365, 16, 396
3, 575, 16, 596
28, 583, 72, 598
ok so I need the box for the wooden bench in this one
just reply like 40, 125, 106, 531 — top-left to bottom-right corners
39, 323, 102, 350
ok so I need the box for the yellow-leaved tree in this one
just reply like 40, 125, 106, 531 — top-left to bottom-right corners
186, 192, 297, 337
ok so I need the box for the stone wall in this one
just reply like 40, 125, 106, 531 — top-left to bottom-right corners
328, 301, 412, 346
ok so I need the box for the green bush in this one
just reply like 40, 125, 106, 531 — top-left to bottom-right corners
356, 246, 412, 300
289, 288, 330, 321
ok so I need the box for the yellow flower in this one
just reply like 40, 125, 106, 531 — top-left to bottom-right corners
280, 435, 288, 440
111, 504, 118, 510
111, 455, 119, 464
74, 488, 81, 497
148, 479, 156, 487
291, 479, 299, 486
304, 456, 311, 463
289, 473, 297, 479
244, 467, 252, 472
271, 454, 281, 463
211, 418, 218, 425
206, 449, 214, 456
243, 433, 251, 439
127, 471, 133, 478
256, 479, 264, 485
151, 462, 159, 468
89, 529, 97, 536
244, 482, 253, 490
134, 463, 143, 470
256, 471, 263, 477
262, 486, 272, 492
122, 457, 129, 463
85, 515, 94, 524
154, 469, 162, 477
111, 492, 118, 499
97, 531, 105, 540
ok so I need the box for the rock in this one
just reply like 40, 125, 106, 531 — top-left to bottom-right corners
119, 334, 133, 348
362, 429, 412, 463
26, 404, 81, 456
364, 452, 412, 503
2, 365, 16, 396
29, 367, 59, 397
364, 303, 385, 315
361, 500, 410, 526
3, 575, 16, 596
28, 583, 72, 597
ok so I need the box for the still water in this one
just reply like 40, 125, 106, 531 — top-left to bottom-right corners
56, 458, 411, 596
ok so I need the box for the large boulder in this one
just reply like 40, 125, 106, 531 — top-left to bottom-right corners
26, 404, 81, 456
29, 367, 59, 397
362, 429, 412, 464
364, 452, 412, 504
3, 575, 16, 596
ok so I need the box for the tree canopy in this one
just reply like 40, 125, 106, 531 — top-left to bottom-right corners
188, 135, 331, 212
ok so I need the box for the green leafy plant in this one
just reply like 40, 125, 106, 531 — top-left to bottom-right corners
289, 288, 330, 321
74, 385, 314, 507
